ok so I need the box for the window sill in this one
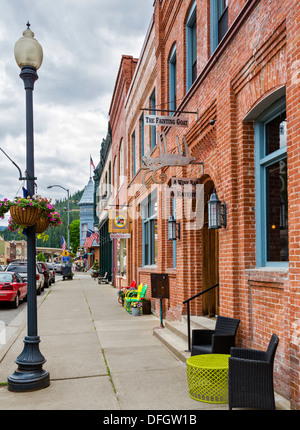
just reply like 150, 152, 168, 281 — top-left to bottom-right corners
245, 266, 289, 287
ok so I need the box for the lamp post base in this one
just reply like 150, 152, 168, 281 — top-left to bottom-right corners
7, 336, 50, 392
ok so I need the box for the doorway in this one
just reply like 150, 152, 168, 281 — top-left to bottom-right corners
201, 180, 219, 316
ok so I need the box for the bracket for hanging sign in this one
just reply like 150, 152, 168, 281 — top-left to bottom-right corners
141, 131, 203, 187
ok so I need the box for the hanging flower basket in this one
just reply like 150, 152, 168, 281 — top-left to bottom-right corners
1, 196, 62, 239
35, 217, 50, 233
10, 205, 41, 227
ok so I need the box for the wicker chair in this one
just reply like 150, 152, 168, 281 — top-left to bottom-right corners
191, 315, 240, 356
228, 333, 279, 410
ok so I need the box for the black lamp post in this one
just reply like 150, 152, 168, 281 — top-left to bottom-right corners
207, 189, 227, 229
7, 23, 50, 392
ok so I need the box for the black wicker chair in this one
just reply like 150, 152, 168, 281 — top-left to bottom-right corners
191, 315, 240, 356
228, 333, 279, 410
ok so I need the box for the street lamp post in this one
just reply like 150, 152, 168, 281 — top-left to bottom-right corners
7, 23, 50, 392
47, 185, 70, 250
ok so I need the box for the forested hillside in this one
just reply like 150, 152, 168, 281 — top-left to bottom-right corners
0, 189, 84, 249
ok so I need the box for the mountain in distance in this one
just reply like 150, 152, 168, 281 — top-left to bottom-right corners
0, 189, 84, 248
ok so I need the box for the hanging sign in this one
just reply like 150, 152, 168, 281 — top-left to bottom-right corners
108, 209, 130, 233
169, 177, 202, 198
144, 114, 189, 128
110, 233, 131, 239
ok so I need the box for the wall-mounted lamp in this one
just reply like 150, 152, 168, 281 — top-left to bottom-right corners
208, 190, 227, 229
168, 215, 180, 240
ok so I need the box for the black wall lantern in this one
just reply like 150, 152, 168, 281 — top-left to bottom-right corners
208, 190, 227, 229
168, 215, 180, 240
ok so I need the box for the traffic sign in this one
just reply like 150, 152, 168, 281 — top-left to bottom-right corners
62, 250, 69, 257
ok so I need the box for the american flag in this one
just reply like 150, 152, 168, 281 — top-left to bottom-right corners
90, 156, 95, 170
84, 230, 99, 248
62, 236, 66, 251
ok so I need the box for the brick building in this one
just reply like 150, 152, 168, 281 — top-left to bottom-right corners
96, 0, 299, 407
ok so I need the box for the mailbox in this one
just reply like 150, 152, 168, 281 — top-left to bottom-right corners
151, 273, 169, 299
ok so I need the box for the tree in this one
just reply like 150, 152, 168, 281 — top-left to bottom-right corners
69, 219, 80, 253
37, 252, 46, 262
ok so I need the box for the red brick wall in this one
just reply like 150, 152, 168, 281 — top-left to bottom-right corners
113, 0, 300, 407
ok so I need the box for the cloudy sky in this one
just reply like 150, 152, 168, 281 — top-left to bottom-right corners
0, 0, 154, 225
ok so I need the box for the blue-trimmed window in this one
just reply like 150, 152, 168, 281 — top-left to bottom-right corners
142, 191, 158, 266
140, 113, 144, 163
150, 89, 156, 150
172, 198, 177, 268
186, 1, 197, 91
255, 98, 288, 267
169, 44, 177, 113
210, 0, 228, 55
132, 131, 136, 176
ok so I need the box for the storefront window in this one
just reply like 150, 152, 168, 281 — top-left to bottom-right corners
116, 239, 126, 276
255, 98, 288, 266
142, 191, 158, 266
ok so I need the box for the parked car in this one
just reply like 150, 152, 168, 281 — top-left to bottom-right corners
37, 262, 51, 288
54, 263, 63, 274
6, 261, 45, 295
0, 271, 27, 308
45, 262, 55, 285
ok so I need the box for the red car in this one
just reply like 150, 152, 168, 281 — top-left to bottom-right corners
0, 272, 27, 308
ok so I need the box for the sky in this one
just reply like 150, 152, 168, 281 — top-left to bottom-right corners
0, 0, 154, 226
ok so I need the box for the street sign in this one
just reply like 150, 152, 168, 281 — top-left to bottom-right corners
62, 250, 69, 257
62, 256, 69, 262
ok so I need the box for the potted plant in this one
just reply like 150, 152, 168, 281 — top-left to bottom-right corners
140, 297, 151, 314
117, 288, 126, 305
91, 259, 100, 279
131, 301, 142, 316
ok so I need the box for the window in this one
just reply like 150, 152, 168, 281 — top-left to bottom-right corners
81, 223, 87, 239
132, 131, 136, 177
150, 89, 156, 150
255, 98, 288, 266
114, 157, 118, 196
119, 139, 124, 186
186, 1, 197, 91
210, 0, 228, 55
108, 162, 111, 195
172, 198, 177, 268
116, 238, 126, 276
140, 113, 144, 163
142, 191, 158, 266
169, 44, 177, 113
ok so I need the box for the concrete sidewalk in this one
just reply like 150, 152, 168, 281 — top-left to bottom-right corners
0, 274, 289, 411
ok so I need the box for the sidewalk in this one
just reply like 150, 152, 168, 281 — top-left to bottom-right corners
0, 274, 289, 411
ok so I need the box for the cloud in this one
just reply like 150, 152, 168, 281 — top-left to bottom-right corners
0, 0, 154, 216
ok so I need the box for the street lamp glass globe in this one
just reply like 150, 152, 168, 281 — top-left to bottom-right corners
14, 25, 43, 70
